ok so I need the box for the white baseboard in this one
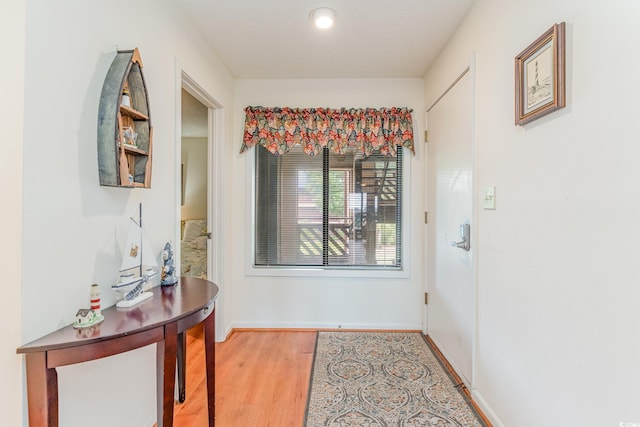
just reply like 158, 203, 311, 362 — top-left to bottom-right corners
221, 323, 234, 341
228, 320, 423, 331
471, 390, 504, 427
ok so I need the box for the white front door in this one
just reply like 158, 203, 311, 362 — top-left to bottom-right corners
426, 65, 475, 386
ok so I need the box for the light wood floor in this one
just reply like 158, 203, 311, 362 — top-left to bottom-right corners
172, 328, 491, 427
173, 326, 317, 427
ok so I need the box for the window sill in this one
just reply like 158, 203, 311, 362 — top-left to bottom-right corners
245, 264, 409, 279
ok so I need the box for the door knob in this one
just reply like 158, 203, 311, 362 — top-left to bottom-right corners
450, 223, 470, 251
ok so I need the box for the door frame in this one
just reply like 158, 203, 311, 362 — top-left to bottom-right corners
175, 61, 225, 340
425, 53, 478, 390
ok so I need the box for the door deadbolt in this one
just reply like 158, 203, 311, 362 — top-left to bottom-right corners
450, 223, 470, 251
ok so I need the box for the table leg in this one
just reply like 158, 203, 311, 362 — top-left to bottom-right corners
203, 309, 215, 427
25, 352, 59, 427
177, 331, 186, 403
157, 322, 178, 427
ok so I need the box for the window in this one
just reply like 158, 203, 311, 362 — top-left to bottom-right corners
255, 144, 403, 269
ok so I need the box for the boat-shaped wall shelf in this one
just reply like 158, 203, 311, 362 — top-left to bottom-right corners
97, 48, 153, 188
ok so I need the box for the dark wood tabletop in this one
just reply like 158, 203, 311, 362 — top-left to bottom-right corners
17, 276, 219, 427
17, 276, 218, 354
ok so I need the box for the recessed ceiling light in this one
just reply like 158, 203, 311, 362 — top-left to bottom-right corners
309, 7, 337, 30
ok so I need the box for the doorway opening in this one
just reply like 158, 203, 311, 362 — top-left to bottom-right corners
180, 88, 209, 279
177, 70, 224, 341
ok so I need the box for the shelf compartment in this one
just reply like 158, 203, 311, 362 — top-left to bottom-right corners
120, 104, 149, 120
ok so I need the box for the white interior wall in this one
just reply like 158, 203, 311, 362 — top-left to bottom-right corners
425, 0, 640, 425
1, 0, 24, 425
181, 137, 208, 220
17, 0, 640, 425
21, 1, 233, 425
231, 79, 426, 330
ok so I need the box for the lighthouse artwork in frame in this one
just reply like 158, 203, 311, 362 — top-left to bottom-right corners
515, 22, 566, 125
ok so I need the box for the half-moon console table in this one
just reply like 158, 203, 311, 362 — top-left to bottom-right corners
17, 277, 218, 427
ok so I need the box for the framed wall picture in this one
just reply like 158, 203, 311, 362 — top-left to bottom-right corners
515, 22, 566, 125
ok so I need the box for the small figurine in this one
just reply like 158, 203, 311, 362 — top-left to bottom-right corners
161, 241, 178, 286
73, 284, 105, 329
75, 309, 95, 326
90, 284, 101, 317
73, 308, 104, 329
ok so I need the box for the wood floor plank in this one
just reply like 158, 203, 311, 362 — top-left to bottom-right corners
173, 327, 317, 427
170, 328, 491, 427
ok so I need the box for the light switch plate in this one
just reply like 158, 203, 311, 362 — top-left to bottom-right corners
483, 187, 496, 209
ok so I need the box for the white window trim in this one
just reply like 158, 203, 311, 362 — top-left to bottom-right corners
244, 148, 411, 279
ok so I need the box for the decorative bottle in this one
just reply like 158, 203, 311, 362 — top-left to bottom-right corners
121, 87, 131, 107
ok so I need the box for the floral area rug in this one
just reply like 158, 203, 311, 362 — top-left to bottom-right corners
304, 331, 487, 427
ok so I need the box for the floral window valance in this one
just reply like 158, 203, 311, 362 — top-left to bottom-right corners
240, 106, 414, 157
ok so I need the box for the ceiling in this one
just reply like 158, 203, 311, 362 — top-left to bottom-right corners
175, 0, 475, 79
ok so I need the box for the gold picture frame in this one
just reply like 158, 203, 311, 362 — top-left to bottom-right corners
515, 22, 566, 125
